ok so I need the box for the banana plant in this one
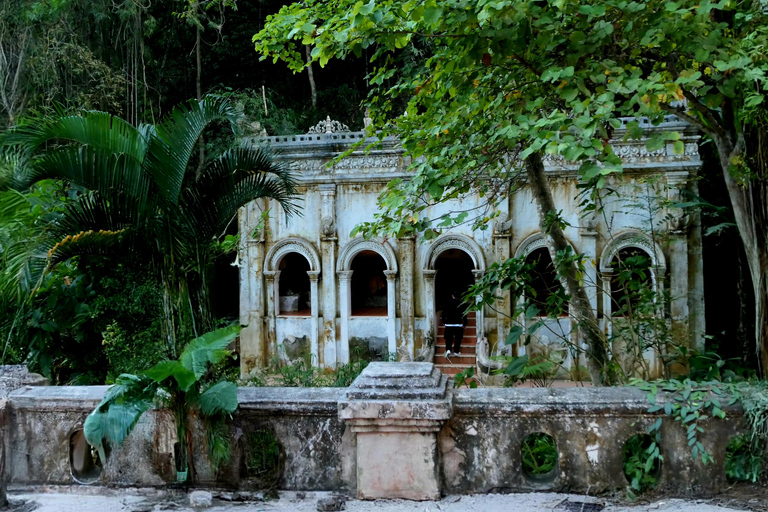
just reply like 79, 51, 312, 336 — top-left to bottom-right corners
84, 324, 241, 482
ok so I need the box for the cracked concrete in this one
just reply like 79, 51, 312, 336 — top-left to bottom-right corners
6, 490, 753, 512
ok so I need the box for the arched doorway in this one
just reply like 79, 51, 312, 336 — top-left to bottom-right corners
350, 250, 388, 317
434, 249, 475, 312
278, 252, 311, 316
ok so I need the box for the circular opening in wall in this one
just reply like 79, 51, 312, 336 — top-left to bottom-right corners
521, 432, 558, 482
622, 434, 661, 492
241, 429, 282, 486
725, 435, 761, 483
69, 429, 103, 484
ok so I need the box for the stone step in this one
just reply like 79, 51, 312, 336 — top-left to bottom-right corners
435, 364, 474, 376
437, 326, 476, 335
434, 354, 476, 365
433, 344, 476, 355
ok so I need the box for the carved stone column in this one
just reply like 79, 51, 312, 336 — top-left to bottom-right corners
338, 270, 353, 364
239, 201, 267, 376
263, 270, 280, 363
338, 362, 452, 500
384, 270, 398, 357
601, 270, 615, 337
580, 214, 599, 313
423, 270, 437, 344
472, 269, 485, 343
492, 222, 512, 355
398, 237, 415, 358
308, 270, 321, 366
667, 173, 691, 350
319, 184, 338, 368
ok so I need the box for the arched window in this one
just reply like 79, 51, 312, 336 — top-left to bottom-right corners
278, 252, 311, 316
350, 250, 388, 317
609, 247, 653, 317
524, 247, 568, 316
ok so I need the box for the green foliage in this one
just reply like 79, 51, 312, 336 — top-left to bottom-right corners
276, 357, 370, 388
454, 366, 478, 389
246, 429, 280, 481
725, 435, 763, 483
4, 96, 299, 357
622, 434, 661, 493
84, 325, 242, 482
521, 433, 557, 476
632, 379, 739, 464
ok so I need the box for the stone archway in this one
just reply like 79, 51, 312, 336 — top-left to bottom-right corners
423, 234, 486, 344
263, 237, 322, 367
336, 237, 398, 363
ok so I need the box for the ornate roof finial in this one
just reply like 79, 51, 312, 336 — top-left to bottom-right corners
307, 116, 350, 134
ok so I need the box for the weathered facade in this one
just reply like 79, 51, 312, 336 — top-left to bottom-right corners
238, 116, 704, 378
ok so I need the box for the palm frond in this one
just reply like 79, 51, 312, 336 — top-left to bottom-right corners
4, 110, 148, 164
45, 228, 131, 266
183, 146, 301, 239
145, 96, 238, 205
31, 146, 151, 206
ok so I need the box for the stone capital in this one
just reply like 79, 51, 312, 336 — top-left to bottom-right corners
337, 270, 353, 281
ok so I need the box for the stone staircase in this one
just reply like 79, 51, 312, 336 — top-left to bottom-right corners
434, 312, 477, 376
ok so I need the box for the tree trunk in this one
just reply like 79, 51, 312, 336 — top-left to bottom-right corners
713, 131, 768, 375
525, 152, 616, 386
195, 19, 205, 178
305, 45, 317, 109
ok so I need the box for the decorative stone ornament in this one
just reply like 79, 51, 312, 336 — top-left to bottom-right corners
338, 362, 452, 500
307, 116, 350, 134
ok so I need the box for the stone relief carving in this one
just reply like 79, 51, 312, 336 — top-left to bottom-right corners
307, 116, 350, 134
266, 237, 321, 272
599, 231, 666, 272
493, 214, 514, 235
514, 234, 549, 260
338, 237, 398, 272
321, 216, 336, 237
426, 234, 485, 271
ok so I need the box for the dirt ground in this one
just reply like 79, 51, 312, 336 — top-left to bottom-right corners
6, 486, 768, 512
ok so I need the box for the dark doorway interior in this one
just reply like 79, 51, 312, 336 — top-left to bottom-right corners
278, 252, 311, 315
351, 250, 388, 316
435, 249, 475, 313
525, 247, 569, 316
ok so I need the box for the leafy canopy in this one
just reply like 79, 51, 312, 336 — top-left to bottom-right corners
255, 0, 768, 238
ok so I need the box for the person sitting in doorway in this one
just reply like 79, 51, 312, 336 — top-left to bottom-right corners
441, 290, 467, 357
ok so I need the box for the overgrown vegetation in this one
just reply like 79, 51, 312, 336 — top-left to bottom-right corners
521, 433, 557, 476
84, 325, 242, 483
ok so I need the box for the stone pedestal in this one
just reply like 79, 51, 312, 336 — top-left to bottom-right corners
338, 362, 452, 500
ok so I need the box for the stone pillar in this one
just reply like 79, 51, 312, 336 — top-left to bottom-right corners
492, 230, 511, 355
338, 362, 452, 500
263, 270, 280, 363
239, 201, 267, 375
320, 184, 338, 368
384, 270, 398, 358
580, 216, 599, 313
338, 270, 353, 364
687, 182, 706, 352
308, 270, 321, 366
669, 233, 689, 343
472, 269, 485, 342
398, 237, 415, 358
423, 270, 437, 343
601, 270, 615, 337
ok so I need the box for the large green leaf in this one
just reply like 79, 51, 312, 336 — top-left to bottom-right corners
198, 381, 239, 416
180, 324, 242, 378
84, 400, 153, 449
144, 360, 197, 392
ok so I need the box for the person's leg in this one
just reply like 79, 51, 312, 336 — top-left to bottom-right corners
454, 327, 464, 354
445, 327, 454, 355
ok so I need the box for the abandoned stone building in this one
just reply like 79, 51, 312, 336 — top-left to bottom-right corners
237, 115, 704, 379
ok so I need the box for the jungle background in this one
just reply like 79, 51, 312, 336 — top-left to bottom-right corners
0, 0, 757, 385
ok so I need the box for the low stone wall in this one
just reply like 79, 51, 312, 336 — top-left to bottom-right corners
1, 364, 744, 498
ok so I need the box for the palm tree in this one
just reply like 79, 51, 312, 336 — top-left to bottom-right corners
5, 97, 299, 355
